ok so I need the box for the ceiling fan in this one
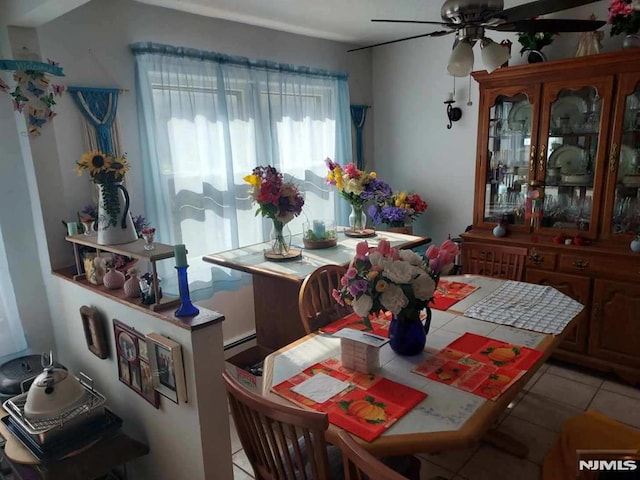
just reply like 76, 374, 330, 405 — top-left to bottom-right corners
349, 0, 606, 76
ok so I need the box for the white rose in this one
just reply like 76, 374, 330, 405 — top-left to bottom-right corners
383, 260, 414, 284
412, 273, 436, 301
399, 249, 423, 266
344, 178, 364, 195
381, 284, 409, 315
352, 294, 373, 317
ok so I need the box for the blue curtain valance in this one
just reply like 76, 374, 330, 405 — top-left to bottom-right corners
130, 41, 348, 81
67, 86, 120, 154
350, 104, 369, 170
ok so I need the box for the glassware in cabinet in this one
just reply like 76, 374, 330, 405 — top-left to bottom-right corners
535, 78, 613, 238
479, 89, 539, 230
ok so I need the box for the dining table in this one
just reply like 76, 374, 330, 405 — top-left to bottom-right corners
202, 229, 430, 350
260, 275, 582, 457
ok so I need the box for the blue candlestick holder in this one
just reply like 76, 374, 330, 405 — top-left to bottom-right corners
174, 265, 200, 317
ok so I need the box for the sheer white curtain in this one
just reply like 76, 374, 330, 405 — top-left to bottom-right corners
0, 225, 27, 359
132, 43, 352, 294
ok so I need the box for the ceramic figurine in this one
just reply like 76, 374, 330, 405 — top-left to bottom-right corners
103, 268, 125, 290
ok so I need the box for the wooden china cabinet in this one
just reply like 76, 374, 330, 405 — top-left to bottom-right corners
463, 49, 640, 385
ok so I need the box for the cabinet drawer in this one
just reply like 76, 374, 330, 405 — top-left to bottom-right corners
559, 254, 640, 281
526, 250, 556, 270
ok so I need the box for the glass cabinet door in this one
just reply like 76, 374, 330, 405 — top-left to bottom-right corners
480, 88, 539, 230
537, 78, 614, 238
605, 74, 640, 238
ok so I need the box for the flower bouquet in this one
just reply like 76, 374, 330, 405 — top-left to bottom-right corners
608, 0, 640, 37
368, 191, 428, 230
77, 151, 131, 227
244, 165, 305, 258
332, 239, 458, 355
325, 158, 391, 233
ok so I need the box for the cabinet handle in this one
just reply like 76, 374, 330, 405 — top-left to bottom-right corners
529, 145, 536, 173
572, 260, 589, 270
538, 144, 546, 174
609, 143, 618, 173
528, 252, 544, 265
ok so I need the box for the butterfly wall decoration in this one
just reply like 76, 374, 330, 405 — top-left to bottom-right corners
0, 58, 65, 136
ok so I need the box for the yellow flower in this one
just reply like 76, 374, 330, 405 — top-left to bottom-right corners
109, 156, 130, 179
375, 279, 388, 292
395, 192, 408, 207
244, 174, 261, 187
334, 167, 344, 190
370, 172, 377, 179
78, 150, 108, 177
367, 271, 379, 281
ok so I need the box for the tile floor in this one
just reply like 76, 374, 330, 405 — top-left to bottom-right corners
229, 360, 640, 479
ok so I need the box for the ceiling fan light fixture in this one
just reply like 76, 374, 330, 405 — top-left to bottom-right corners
447, 38, 474, 77
481, 37, 510, 73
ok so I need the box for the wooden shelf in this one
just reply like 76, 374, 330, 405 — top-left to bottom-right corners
65, 235, 176, 313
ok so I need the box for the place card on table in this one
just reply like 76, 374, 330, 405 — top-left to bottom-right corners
333, 328, 388, 374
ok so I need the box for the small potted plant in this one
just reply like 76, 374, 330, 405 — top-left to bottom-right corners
517, 31, 557, 63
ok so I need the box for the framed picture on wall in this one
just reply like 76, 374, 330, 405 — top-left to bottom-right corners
80, 305, 109, 359
113, 319, 159, 408
146, 333, 187, 404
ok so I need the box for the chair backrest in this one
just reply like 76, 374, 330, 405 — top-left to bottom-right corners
462, 243, 527, 281
299, 264, 351, 334
337, 431, 407, 480
222, 371, 332, 480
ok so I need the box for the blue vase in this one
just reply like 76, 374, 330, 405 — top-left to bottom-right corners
389, 307, 431, 356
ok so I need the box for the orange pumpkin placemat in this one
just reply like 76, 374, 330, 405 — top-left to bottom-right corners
320, 311, 392, 337
412, 333, 543, 400
271, 357, 426, 442
431, 280, 479, 311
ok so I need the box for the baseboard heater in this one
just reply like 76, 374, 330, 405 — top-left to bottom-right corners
224, 332, 256, 351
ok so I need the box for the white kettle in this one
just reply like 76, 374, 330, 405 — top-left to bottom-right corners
23, 352, 87, 420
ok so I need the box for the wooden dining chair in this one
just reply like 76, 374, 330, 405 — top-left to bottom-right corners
337, 431, 408, 480
299, 265, 351, 334
223, 370, 335, 479
462, 243, 527, 281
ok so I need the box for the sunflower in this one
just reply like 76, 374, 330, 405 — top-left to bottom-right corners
108, 155, 130, 179
77, 150, 109, 178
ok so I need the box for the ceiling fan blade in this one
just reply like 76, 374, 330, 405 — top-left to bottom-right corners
489, 0, 601, 24
372, 19, 451, 27
492, 18, 605, 32
347, 30, 454, 52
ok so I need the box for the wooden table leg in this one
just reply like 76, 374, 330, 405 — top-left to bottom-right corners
482, 428, 529, 458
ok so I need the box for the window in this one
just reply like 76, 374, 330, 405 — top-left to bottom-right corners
132, 43, 352, 293
0, 225, 27, 358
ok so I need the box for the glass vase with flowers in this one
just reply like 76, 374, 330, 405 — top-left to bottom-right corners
368, 191, 428, 234
76, 150, 138, 245
332, 239, 458, 356
325, 158, 391, 234
608, 0, 640, 48
244, 165, 305, 259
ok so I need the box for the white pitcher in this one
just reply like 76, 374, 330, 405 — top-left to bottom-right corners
96, 182, 138, 245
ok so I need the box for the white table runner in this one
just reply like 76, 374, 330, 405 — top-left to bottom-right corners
463, 280, 584, 334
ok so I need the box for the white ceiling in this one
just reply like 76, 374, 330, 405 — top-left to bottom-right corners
135, 0, 447, 45
5, 0, 608, 48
